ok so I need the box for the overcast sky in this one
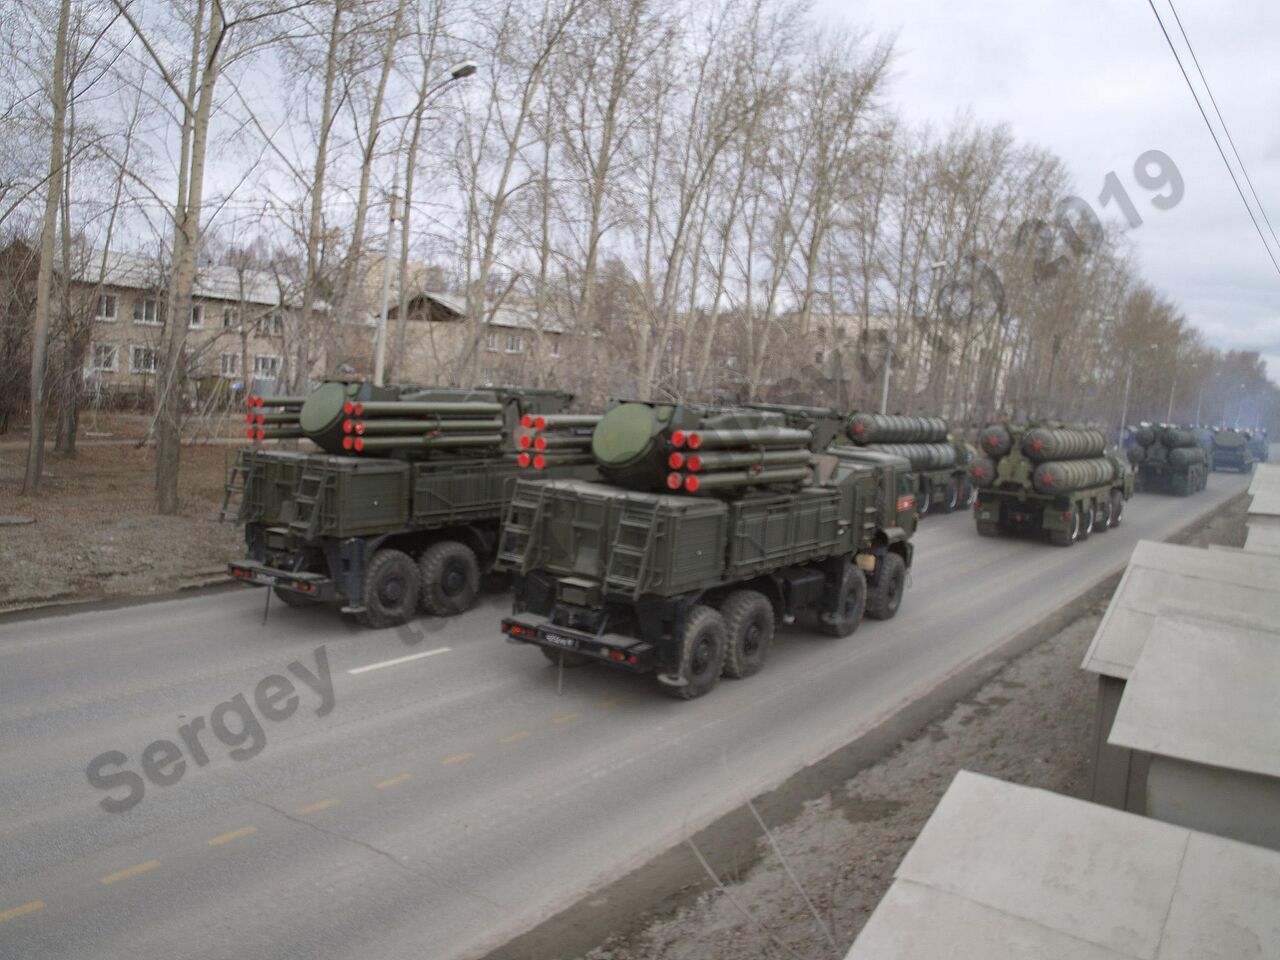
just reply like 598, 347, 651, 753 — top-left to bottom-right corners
816, 0, 1280, 379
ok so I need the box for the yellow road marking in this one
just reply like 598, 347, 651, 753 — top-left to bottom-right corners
0, 900, 45, 923
441, 751, 475, 766
501, 730, 530, 744
207, 826, 257, 847
376, 773, 412, 789
100, 860, 159, 885
295, 799, 339, 816
552, 712, 580, 724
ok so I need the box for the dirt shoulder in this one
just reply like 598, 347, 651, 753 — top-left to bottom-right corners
0, 441, 242, 612
486, 492, 1249, 960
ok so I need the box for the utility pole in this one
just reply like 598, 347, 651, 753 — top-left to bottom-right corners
1044, 333, 1062, 418
373, 179, 399, 386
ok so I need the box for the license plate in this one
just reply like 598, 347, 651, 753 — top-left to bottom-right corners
541, 631, 579, 650
978, 511, 992, 520
256, 573, 278, 586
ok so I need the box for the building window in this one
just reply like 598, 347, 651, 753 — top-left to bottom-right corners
133, 298, 161, 325
130, 346, 158, 374
90, 344, 118, 372
266, 312, 283, 336
254, 355, 280, 380
221, 353, 241, 377
505, 333, 523, 354
189, 304, 204, 329
95, 295, 117, 322
223, 306, 239, 329
549, 338, 561, 357
485, 331, 497, 352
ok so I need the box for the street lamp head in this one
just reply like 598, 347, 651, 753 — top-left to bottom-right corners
930, 260, 948, 271
448, 60, 478, 80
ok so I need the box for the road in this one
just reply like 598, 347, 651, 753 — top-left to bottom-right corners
0, 472, 1250, 959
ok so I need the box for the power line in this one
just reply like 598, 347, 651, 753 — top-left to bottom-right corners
1164, 0, 1280, 254
1144, 0, 1280, 279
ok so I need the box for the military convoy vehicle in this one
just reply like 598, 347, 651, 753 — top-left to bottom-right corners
1249, 429, 1270, 464
1127, 425, 1209, 495
497, 401, 917, 699
224, 381, 595, 627
843, 413, 974, 513
970, 422, 1134, 546
1211, 428, 1256, 473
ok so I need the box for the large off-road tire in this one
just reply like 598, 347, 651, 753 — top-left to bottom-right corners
818, 563, 867, 638
917, 483, 932, 515
1078, 501, 1094, 540
939, 479, 959, 514
1049, 508, 1080, 547
419, 540, 480, 616
273, 586, 314, 608
356, 549, 420, 628
720, 590, 774, 679
1109, 490, 1124, 528
963, 480, 977, 507
540, 646, 593, 668
865, 552, 906, 621
659, 605, 727, 700
1096, 496, 1114, 532
976, 519, 1000, 537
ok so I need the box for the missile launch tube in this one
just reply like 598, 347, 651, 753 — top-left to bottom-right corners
1031, 457, 1118, 494
1021, 427, 1107, 462
681, 427, 812, 450
685, 466, 810, 491
685, 449, 811, 471
350, 400, 504, 417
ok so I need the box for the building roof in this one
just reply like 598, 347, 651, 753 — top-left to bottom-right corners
846, 770, 1280, 960
74, 249, 288, 307
1081, 539, 1280, 679
416, 290, 565, 334
1108, 615, 1280, 778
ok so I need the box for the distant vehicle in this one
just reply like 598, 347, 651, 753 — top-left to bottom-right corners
842, 412, 976, 513
1247, 429, 1269, 464
970, 422, 1134, 546
1211, 428, 1256, 473
498, 401, 916, 699
223, 381, 597, 627
1127, 425, 1209, 496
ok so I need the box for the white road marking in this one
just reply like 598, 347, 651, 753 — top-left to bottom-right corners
347, 647, 451, 676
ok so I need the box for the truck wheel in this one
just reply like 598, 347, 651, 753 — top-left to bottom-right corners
1109, 490, 1124, 527
660, 605, 726, 700
273, 586, 314, 608
1049, 509, 1080, 547
940, 479, 959, 514
357, 549, 420, 628
1097, 497, 1113, 531
419, 541, 480, 616
720, 590, 774, 679
818, 563, 867, 638
1078, 501, 1094, 540
540, 646, 592, 668
865, 553, 906, 621
918, 483, 932, 515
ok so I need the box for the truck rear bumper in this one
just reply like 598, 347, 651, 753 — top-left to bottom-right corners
228, 560, 337, 601
502, 614, 654, 672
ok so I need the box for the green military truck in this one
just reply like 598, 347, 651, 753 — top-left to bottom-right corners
497, 401, 917, 699
1127, 425, 1209, 495
1211, 428, 1256, 473
844, 413, 974, 513
969, 422, 1134, 546
1249, 429, 1270, 464
224, 380, 594, 627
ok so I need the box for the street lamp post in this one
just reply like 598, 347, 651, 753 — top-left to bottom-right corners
372, 60, 477, 386
1119, 342, 1160, 446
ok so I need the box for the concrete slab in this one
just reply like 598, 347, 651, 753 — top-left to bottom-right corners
845, 772, 1280, 960
1109, 616, 1280, 779
1244, 524, 1280, 556
1081, 540, 1280, 680
893, 771, 1186, 959
1248, 462, 1280, 496
1248, 488, 1280, 528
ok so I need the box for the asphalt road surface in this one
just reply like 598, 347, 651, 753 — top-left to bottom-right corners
0, 472, 1250, 959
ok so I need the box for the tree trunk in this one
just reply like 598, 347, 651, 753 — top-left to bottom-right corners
21, 0, 71, 496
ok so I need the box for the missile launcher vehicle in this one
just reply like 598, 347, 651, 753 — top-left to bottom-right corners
497, 401, 917, 699
1248, 429, 1269, 464
223, 381, 596, 627
1211, 428, 1256, 473
1126, 425, 1209, 495
844, 413, 975, 513
970, 421, 1134, 546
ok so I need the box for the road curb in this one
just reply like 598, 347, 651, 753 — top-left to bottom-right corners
0, 576, 238, 627
477, 489, 1249, 960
